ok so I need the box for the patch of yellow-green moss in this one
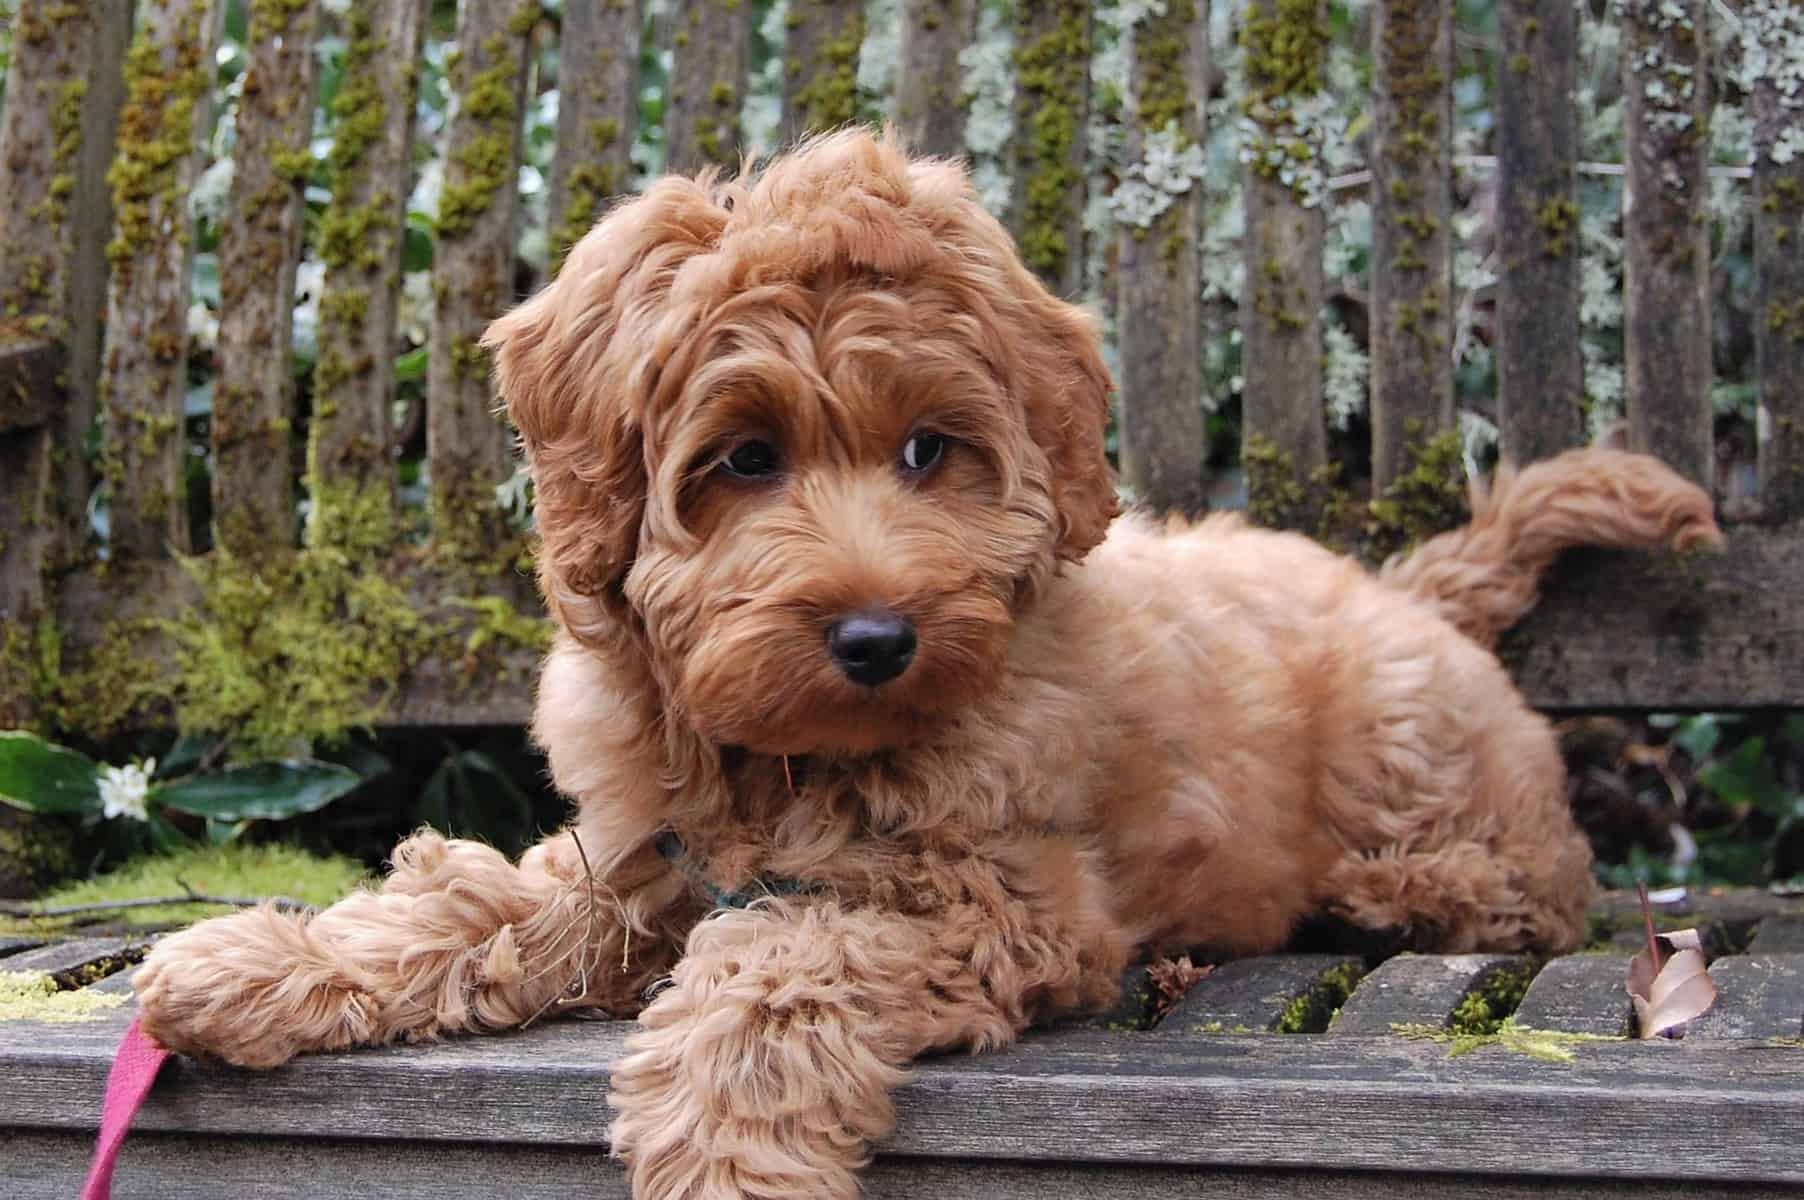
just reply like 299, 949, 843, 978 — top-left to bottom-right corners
1363, 426, 1466, 560
437, 22, 531, 240
164, 543, 427, 761
1012, 0, 1090, 282
451, 595, 553, 659
34, 615, 170, 742
1, 843, 369, 938
0, 971, 128, 1023
429, 467, 529, 577
790, 1, 864, 134
248, 0, 314, 43
1536, 196, 1579, 259
551, 116, 626, 272
1239, 0, 1331, 204
1448, 960, 1537, 1036
104, 0, 213, 285
1274, 959, 1366, 1033
1394, 1016, 1622, 1062
0, 805, 79, 898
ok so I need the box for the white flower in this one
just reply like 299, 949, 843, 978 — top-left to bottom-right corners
98, 759, 155, 823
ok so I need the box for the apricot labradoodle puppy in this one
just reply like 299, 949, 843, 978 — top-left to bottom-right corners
137, 129, 1721, 1198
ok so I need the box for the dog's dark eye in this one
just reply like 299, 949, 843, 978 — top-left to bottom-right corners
901, 432, 946, 473
722, 440, 781, 478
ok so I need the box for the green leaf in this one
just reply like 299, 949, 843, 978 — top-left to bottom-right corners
0, 731, 103, 816
151, 760, 362, 822
1699, 737, 1791, 819
393, 346, 429, 383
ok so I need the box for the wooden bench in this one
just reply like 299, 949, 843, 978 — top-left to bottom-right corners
5, 891, 1801, 1198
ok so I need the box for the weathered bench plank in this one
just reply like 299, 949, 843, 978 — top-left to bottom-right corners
12, 1132, 1800, 1200
1328, 954, 1525, 1035
1512, 954, 1633, 1036
6, 1003, 1804, 1184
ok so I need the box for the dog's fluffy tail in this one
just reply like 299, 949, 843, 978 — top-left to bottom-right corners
1379, 447, 1723, 649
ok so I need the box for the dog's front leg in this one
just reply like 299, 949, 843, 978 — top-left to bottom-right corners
608, 893, 1121, 1200
135, 828, 678, 1068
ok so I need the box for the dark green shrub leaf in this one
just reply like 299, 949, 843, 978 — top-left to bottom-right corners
152, 760, 362, 822
0, 731, 103, 816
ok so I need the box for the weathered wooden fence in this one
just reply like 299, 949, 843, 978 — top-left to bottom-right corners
2, 0, 1802, 744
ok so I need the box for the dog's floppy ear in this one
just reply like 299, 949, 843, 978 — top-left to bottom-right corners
901, 153, 1118, 562
484, 178, 725, 631
1016, 290, 1118, 562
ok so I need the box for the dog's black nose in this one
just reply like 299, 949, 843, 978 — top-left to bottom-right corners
827, 611, 917, 686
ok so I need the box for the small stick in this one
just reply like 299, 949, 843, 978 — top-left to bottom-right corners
0, 885, 313, 919
1637, 881, 1666, 975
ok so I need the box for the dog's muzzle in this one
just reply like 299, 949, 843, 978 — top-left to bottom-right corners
826, 610, 916, 686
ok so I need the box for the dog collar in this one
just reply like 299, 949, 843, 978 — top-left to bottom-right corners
653, 830, 818, 911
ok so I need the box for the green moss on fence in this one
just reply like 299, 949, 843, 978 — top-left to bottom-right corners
791, 15, 864, 133
551, 115, 624, 272
104, 1, 212, 285
1013, 0, 1090, 281
1363, 427, 1465, 559
437, 28, 528, 240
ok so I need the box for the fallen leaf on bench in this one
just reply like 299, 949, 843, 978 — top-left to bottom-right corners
1626, 884, 1717, 1039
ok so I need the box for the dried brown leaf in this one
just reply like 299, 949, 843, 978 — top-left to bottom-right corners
1626, 884, 1717, 1038
1629, 947, 1718, 1038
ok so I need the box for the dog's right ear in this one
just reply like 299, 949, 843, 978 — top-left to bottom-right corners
483, 179, 726, 633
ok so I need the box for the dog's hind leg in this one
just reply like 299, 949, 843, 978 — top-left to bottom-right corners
134, 828, 680, 1068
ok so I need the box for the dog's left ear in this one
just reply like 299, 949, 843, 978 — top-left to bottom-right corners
1016, 291, 1118, 561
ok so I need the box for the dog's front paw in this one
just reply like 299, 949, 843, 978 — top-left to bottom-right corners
135, 905, 380, 1069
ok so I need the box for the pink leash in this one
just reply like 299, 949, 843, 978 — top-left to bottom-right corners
80, 1016, 171, 1200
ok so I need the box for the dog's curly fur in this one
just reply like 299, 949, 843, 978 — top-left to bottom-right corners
135, 129, 1721, 1199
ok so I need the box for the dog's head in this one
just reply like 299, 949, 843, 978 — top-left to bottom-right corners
484, 129, 1115, 756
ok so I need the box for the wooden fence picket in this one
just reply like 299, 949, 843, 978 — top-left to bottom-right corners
0, 0, 132, 675
895, 0, 978, 159
1238, 0, 1330, 529
664, 0, 751, 172
211, 0, 324, 557
1116, 0, 1211, 514
1747, 0, 1804, 522
1620, 0, 1713, 489
783, 0, 866, 140
426, 0, 537, 564
1494, 0, 1585, 464
1369, 0, 1455, 486
547, 0, 643, 272
1009, 0, 1092, 298
308, 0, 430, 551
99, 0, 224, 562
